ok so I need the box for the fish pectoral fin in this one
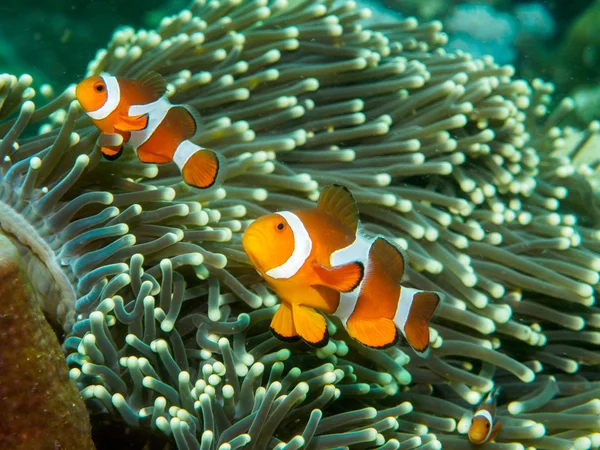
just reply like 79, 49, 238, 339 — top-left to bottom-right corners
489, 423, 503, 442
181, 147, 225, 189
270, 302, 300, 342
115, 113, 149, 132
312, 261, 364, 293
401, 290, 442, 356
317, 184, 359, 233
292, 304, 328, 347
346, 316, 398, 349
372, 236, 407, 283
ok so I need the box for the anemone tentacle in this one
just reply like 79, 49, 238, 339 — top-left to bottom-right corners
1, 1, 600, 448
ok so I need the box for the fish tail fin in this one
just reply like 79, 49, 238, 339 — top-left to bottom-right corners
292, 304, 328, 348
397, 289, 442, 357
175, 140, 226, 189
270, 302, 300, 342
346, 315, 398, 349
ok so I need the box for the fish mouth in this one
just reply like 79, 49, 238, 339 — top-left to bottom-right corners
246, 252, 263, 273
241, 231, 265, 272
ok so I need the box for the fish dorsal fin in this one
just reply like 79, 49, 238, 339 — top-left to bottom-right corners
181, 104, 204, 136
372, 237, 406, 283
136, 71, 167, 100
488, 386, 501, 405
404, 290, 442, 356
317, 184, 359, 233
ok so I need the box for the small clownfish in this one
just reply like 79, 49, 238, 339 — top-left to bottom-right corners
75, 72, 225, 189
242, 184, 443, 354
468, 387, 503, 446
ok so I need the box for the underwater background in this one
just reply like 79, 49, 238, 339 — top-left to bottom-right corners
3, 0, 600, 122
1, 0, 600, 449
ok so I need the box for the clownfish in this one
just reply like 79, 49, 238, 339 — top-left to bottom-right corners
75, 72, 225, 189
242, 184, 442, 355
468, 388, 503, 445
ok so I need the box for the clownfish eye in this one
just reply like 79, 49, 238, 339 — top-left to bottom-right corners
485, 422, 490, 429
276, 222, 284, 231
94, 83, 105, 93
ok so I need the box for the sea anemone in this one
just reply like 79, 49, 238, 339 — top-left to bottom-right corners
1, 0, 600, 448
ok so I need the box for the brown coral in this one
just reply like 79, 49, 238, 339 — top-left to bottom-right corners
0, 233, 95, 450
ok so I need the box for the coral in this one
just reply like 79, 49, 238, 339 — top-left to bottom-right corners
378, 0, 451, 22
444, 3, 518, 65
0, 233, 94, 450
514, 2, 555, 40
1, 0, 600, 448
554, 1, 600, 122
558, 0, 600, 74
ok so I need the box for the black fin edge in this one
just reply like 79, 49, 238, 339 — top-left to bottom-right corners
339, 261, 364, 293
270, 327, 301, 343
303, 328, 329, 348
102, 146, 124, 161
360, 327, 400, 350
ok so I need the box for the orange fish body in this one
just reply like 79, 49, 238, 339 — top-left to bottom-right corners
243, 196, 364, 346
334, 235, 440, 353
468, 388, 503, 445
75, 72, 224, 189
242, 184, 443, 353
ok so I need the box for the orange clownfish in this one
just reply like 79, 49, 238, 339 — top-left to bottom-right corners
468, 388, 503, 445
75, 72, 225, 189
242, 184, 443, 355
